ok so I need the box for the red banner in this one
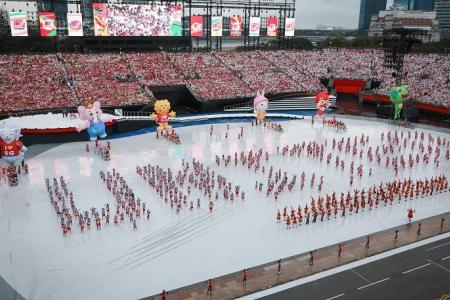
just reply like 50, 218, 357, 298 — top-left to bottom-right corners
229, 16, 242, 37
267, 16, 278, 37
39, 12, 57, 37
190, 16, 203, 37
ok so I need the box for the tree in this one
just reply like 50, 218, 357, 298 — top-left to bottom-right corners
292, 37, 313, 50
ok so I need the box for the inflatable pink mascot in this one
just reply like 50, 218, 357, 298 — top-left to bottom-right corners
76, 101, 113, 141
315, 90, 330, 118
253, 90, 269, 124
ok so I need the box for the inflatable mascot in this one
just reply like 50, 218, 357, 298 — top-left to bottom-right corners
390, 85, 409, 119
253, 90, 269, 124
315, 90, 330, 118
76, 101, 113, 141
151, 99, 176, 132
0, 128, 27, 166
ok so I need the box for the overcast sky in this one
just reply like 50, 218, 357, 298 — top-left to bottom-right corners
295, 0, 394, 29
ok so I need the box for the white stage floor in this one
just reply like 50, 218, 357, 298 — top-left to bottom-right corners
0, 117, 449, 300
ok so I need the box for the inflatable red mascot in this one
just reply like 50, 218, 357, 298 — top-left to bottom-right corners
315, 90, 330, 118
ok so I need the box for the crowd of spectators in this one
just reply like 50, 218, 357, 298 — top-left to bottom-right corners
217, 51, 299, 95
264, 50, 323, 92
62, 53, 149, 107
126, 52, 185, 86
167, 52, 253, 99
376, 53, 450, 108
0, 54, 74, 113
0, 50, 449, 113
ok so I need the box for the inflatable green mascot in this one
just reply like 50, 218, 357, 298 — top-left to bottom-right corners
390, 85, 409, 119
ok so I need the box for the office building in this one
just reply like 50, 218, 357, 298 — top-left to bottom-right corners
359, 0, 388, 30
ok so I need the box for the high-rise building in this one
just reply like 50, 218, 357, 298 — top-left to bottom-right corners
369, 10, 440, 42
414, 0, 435, 10
393, 0, 415, 10
434, 0, 450, 39
359, 0, 388, 30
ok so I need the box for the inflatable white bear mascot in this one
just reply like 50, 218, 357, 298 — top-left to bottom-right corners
0, 128, 27, 166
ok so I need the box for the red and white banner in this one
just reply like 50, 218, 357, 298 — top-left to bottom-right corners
267, 16, 278, 37
190, 16, 203, 37
9, 12, 28, 36
211, 16, 223, 37
284, 18, 295, 37
249, 17, 260, 37
67, 13, 83, 36
39, 12, 57, 37
229, 16, 242, 37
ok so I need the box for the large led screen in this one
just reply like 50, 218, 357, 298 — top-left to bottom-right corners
93, 3, 182, 37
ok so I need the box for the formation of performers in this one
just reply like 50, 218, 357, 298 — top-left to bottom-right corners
263, 129, 449, 198
1, 161, 28, 186
251, 120, 284, 133
277, 175, 449, 228
42, 121, 450, 236
323, 117, 347, 131
136, 158, 245, 215
156, 129, 181, 145
100, 169, 150, 229
263, 121, 284, 133
45, 171, 150, 235
86, 140, 111, 161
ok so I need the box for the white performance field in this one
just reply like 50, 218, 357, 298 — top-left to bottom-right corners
0, 117, 449, 300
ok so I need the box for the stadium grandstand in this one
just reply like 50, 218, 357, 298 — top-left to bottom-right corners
0, 49, 449, 114
0, 0, 448, 117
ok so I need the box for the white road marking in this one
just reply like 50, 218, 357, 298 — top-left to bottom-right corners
325, 293, 345, 300
402, 263, 431, 274
357, 277, 390, 290
238, 233, 450, 300
427, 259, 450, 272
350, 268, 371, 283
425, 241, 450, 252
441, 256, 450, 261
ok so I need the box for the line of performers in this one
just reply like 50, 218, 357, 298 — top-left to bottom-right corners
156, 129, 181, 145
277, 175, 449, 228
323, 117, 347, 131
86, 140, 111, 161
1, 161, 28, 186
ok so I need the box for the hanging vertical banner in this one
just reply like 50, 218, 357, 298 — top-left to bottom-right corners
93, 3, 109, 36
39, 12, 57, 36
229, 16, 242, 37
267, 16, 278, 37
9, 12, 28, 36
284, 17, 295, 37
67, 13, 83, 36
169, 4, 182, 36
190, 15, 203, 37
211, 16, 223, 37
249, 17, 261, 37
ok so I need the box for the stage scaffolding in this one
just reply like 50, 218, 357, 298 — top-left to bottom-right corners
0, 0, 296, 51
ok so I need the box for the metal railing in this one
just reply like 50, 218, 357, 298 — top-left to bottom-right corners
223, 92, 317, 111
7, 107, 117, 118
